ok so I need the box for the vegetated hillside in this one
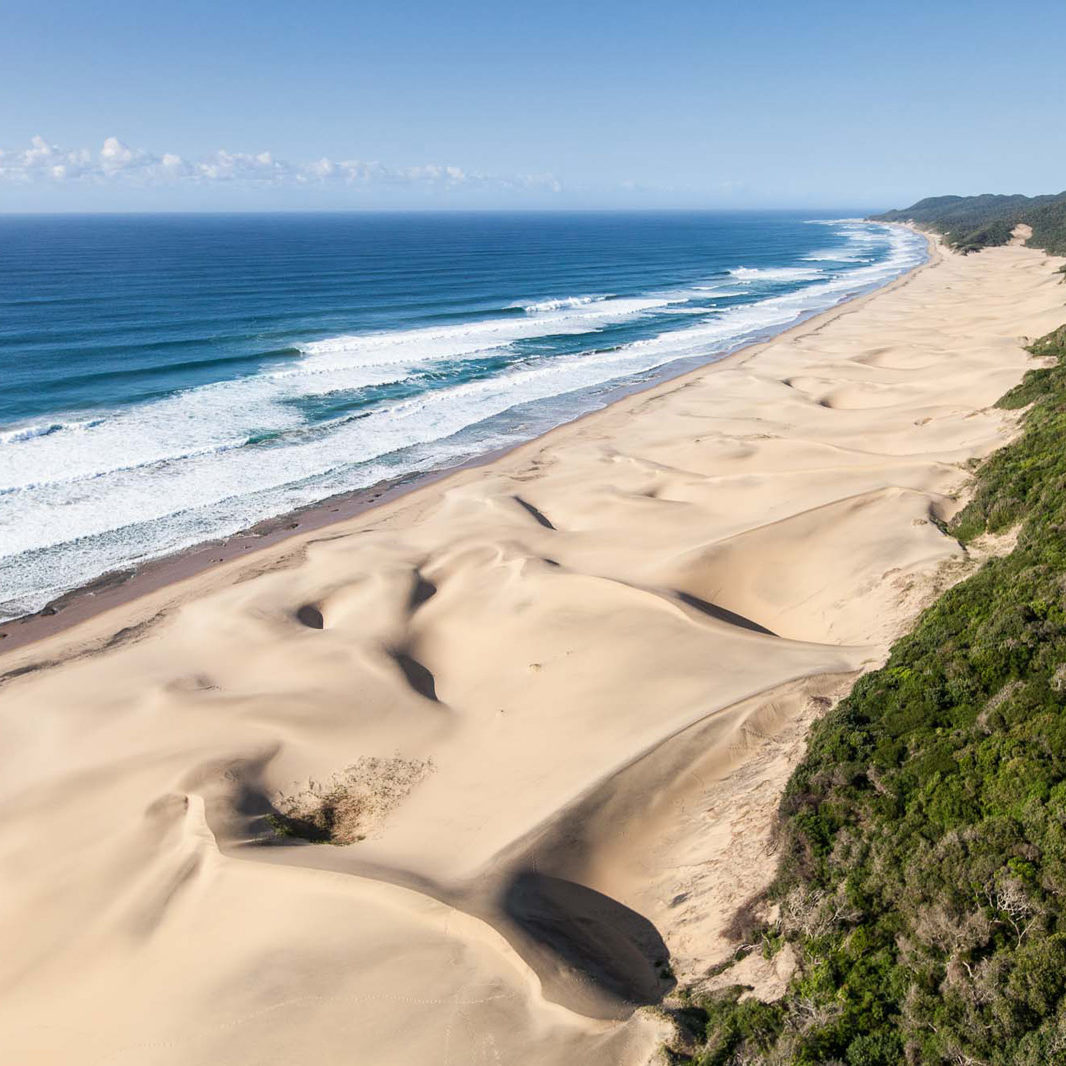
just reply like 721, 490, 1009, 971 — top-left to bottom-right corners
672, 324, 1066, 1065
872, 193, 1066, 256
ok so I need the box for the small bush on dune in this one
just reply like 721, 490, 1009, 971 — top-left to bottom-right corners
267, 755, 432, 845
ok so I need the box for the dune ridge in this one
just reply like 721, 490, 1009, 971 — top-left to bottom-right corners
1, 232, 1065, 1065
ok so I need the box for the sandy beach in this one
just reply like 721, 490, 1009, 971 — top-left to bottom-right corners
1, 231, 1064, 1065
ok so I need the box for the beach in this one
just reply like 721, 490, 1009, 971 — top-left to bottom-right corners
0, 214, 927, 625
1, 231, 1064, 1065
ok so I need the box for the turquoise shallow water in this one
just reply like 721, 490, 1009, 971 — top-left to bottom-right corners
0, 211, 926, 619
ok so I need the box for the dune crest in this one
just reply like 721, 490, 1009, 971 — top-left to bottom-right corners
2, 234, 1065, 1064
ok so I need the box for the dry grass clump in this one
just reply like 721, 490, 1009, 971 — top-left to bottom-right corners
269, 755, 432, 844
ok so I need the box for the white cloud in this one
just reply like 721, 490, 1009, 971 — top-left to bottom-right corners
0, 135, 563, 195
99, 136, 140, 173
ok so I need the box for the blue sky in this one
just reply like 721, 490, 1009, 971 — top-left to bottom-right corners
2, 0, 1064, 212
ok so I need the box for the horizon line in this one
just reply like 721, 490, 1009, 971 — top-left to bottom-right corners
0, 205, 886, 218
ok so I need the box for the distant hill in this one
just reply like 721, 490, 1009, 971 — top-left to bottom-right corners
871, 191, 1066, 256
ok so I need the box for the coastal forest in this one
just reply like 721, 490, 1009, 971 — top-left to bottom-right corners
674, 237, 1066, 1061
873, 192, 1066, 257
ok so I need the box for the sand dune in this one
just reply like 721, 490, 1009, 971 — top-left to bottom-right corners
1, 232, 1064, 1065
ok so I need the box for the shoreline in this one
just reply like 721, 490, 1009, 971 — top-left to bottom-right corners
0, 222, 933, 658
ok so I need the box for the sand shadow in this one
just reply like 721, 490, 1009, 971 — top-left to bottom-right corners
513, 495, 556, 530
503, 871, 675, 1010
407, 573, 438, 611
390, 648, 439, 702
295, 604, 324, 629
675, 591, 776, 636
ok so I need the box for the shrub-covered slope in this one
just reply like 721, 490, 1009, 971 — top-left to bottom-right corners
676, 323, 1066, 1065
872, 193, 1066, 256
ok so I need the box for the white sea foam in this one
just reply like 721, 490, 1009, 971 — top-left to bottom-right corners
515, 294, 609, 313
799, 220, 896, 264
0, 293, 673, 493
0, 222, 928, 619
0, 416, 104, 446
802, 251, 871, 263
693, 284, 747, 298
729, 266, 825, 282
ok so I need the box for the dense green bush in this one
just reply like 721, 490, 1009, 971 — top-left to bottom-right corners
678, 324, 1066, 1064
1025, 204, 1066, 260
872, 193, 1066, 256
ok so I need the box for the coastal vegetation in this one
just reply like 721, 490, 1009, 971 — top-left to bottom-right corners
673, 321, 1066, 1064
265, 756, 432, 845
873, 193, 1066, 256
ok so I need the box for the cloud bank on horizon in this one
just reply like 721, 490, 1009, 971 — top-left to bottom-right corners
0, 136, 564, 196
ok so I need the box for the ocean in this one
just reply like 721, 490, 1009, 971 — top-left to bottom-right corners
0, 211, 927, 621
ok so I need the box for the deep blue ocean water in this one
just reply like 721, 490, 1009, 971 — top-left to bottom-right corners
0, 211, 926, 620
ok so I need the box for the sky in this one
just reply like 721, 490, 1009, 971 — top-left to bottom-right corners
2, 0, 1065, 213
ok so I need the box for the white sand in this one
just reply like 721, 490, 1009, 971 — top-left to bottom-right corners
1, 233, 1064, 1064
